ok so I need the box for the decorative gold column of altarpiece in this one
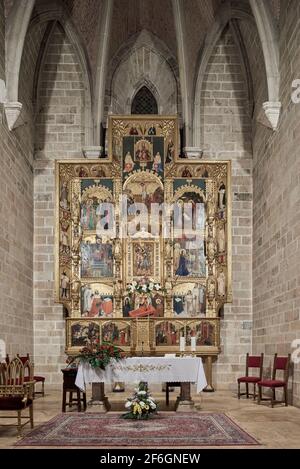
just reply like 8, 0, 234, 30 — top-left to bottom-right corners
56, 116, 231, 360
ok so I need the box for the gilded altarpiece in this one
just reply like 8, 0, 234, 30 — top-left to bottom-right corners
56, 116, 231, 360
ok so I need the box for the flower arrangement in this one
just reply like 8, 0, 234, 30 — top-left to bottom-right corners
126, 278, 163, 296
68, 339, 125, 370
122, 381, 158, 419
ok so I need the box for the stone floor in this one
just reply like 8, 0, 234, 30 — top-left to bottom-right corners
0, 387, 300, 448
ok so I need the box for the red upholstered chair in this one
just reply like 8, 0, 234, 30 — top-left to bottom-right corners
237, 353, 264, 400
16, 354, 46, 397
257, 354, 290, 407
0, 357, 34, 436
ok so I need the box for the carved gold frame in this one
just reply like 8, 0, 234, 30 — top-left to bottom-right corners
108, 115, 180, 162
66, 317, 220, 355
56, 118, 231, 361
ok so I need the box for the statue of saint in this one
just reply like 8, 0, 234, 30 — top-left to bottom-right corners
217, 225, 226, 253
217, 270, 226, 297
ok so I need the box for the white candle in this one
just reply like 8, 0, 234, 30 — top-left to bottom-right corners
191, 337, 196, 352
180, 336, 185, 352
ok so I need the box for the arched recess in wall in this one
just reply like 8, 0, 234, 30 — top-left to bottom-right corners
192, 3, 279, 146
4, 0, 35, 129
131, 85, 159, 115
105, 29, 181, 121
26, 0, 94, 147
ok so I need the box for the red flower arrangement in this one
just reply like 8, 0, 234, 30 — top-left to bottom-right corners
69, 339, 126, 370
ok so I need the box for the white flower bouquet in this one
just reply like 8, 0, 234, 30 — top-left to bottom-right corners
126, 278, 163, 296
122, 381, 158, 419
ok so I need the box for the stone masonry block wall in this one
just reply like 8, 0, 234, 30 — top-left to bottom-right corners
252, 2, 300, 407
33, 23, 85, 384
0, 121, 34, 358
0, 4, 34, 359
0, 0, 4, 81
201, 27, 253, 389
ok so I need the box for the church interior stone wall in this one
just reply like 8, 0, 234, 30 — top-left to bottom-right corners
0, 0, 299, 405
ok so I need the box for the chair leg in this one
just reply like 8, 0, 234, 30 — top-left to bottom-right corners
253, 383, 256, 400
62, 390, 66, 412
284, 386, 288, 406
257, 385, 261, 404
42, 381, 45, 397
17, 410, 22, 437
83, 392, 87, 411
238, 382, 240, 399
77, 390, 81, 412
29, 404, 34, 428
271, 389, 275, 408
166, 385, 169, 406
246, 383, 249, 398
69, 392, 73, 407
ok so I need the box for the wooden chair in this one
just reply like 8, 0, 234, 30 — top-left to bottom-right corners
16, 353, 45, 397
257, 354, 291, 407
237, 353, 264, 399
0, 357, 34, 436
61, 368, 87, 412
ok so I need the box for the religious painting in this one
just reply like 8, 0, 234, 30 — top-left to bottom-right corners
154, 320, 185, 347
80, 179, 114, 232
173, 238, 206, 278
80, 236, 113, 279
123, 292, 164, 318
90, 165, 107, 177
173, 282, 206, 318
134, 138, 153, 163
126, 239, 161, 281
109, 115, 178, 169
133, 242, 154, 277
173, 179, 206, 238
123, 172, 164, 237
122, 135, 164, 177
69, 320, 100, 347
74, 164, 89, 178
185, 320, 216, 347
102, 321, 131, 347
81, 283, 114, 318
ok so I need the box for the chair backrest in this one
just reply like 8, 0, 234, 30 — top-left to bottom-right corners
17, 353, 33, 379
272, 353, 290, 382
0, 363, 6, 385
246, 353, 264, 377
0, 357, 24, 397
17, 353, 30, 365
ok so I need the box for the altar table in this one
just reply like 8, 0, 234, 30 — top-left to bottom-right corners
75, 357, 207, 412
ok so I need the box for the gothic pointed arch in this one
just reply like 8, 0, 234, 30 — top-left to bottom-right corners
131, 86, 158, 115
105, 29, 181, 121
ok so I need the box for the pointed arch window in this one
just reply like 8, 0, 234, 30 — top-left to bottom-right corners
131, 86, 158, 114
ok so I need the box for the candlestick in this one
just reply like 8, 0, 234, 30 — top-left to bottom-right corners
191, 336, 196, 352
180, 336, 185, 352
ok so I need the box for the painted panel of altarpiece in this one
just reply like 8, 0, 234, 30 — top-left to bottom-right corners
56, 116, 231, 355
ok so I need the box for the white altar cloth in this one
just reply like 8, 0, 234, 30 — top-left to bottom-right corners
75, 356, 207, 393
